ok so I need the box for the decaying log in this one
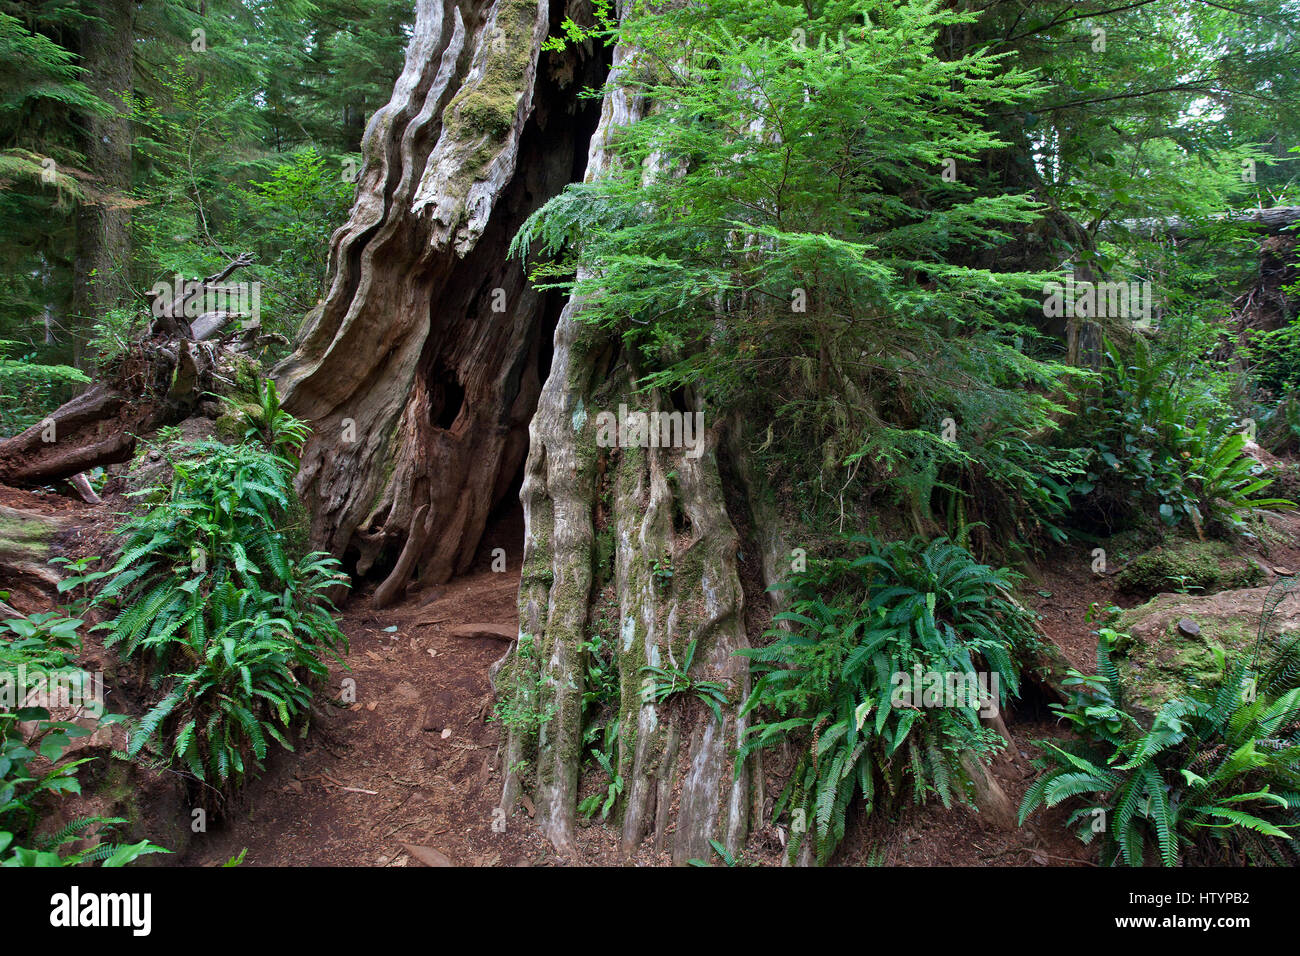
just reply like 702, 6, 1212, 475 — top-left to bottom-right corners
0, 505, 72, 611
148, 251, 257, 337
0, 254, 260, 488
1110, 205, 1300, 239
0, 384, 138, 485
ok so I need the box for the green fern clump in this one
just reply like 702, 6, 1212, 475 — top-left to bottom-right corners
1, 817, 167, 868
218, 378, 311, 462
1021, 629, 1300, 866
1072, 339, 1292, 532
739, 535, 1038, 864
88, 424, 348, 794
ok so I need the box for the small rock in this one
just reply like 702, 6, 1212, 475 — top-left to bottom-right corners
440, 728, 452, 739
402, 844, 453, 867
1177, 618, 1201, 637
449, 623, 517, 642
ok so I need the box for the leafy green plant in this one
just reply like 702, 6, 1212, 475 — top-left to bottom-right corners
0, 612, 82, 669
126, 581, 316, 787
576, 749, 623, 822
91, 434, 347, 793
1074, 339, 1292, 531
1, 609, 167, 867
219, 378, 311, 461
1, 817, 167, 868
513, 0, 1088, 561
739, 535, 1036, 864
50, 556, 108, 613
640, 639, 730, 723
650, 550, 674, 587
577, 630, 622, 821
1189, 429, 1292, 530
1021, 629, 1300, 866
687, 838, 749, 867
493, 633, 556, 734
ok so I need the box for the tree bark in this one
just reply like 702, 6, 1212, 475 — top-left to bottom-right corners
70, 0, 136, 368
274, 5, 783, 860
275, 0, 608, 587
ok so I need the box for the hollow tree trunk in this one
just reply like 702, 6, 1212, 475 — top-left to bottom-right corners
274, 0, 608, 594
275, 0, 785, 858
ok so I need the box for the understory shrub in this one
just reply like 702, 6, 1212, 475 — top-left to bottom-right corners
739, 535, 1039, 864
84, 397, 347, 794
0, 606, 167, 866
1021, 627, 1300, 866
1072, 339, 1291, 532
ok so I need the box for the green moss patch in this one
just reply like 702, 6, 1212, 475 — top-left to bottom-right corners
1115, 536, 1263, 596
1111, 585, 1292, 717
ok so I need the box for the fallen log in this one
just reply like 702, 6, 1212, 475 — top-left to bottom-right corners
0, 256, 257, 488
1108, 205, 1300, 239
0, 384, 139, 485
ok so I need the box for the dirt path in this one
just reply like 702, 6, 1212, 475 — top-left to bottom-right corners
178, 527, 1108, 868
179, 511, 563, 867
163, 508, 1121, 867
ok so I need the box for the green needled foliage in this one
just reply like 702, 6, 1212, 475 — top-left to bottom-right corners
514, 0, 1091, 553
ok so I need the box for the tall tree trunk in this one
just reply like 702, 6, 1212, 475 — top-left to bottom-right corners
70, 0, 135, 368
493, 41, 790, 863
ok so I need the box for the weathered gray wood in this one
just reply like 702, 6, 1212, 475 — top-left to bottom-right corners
275, 0, 607, 589
1109, 205, 1300, 238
